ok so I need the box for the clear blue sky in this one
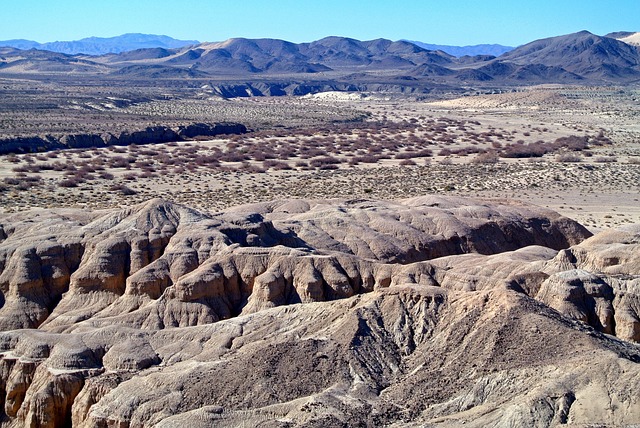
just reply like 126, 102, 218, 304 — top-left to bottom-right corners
2, 0, 639, 46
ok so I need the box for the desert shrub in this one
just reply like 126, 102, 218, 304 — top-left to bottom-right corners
263, 160, 292, 170
592, 131, 613, 146
108, 156, 132, 168
453, 147, 483, 156
299, 148, 327, 159
414, 149, 433, 157
237, 162, 266, 173
252, 151, 267, 161
134, 160, 153, 169
219, 153, 248, 162
17, 181, 36, 191
4, 177, 20, 185
500, 142, 547, 158
294, 160, 308, 168
195, 155, 221, 166
556, 153, 582, 163
139, 171, 156, 178
553, 136, 589, 151
318, 164, 339, 170
11, 165, 32, 173
352, 154, 380, 164
138, 148, 159, 156
473, 152, 500, 164
109, 184, 137, 195
399, 159, 416, 166
594, 156, 617, 163
79, 164, 96, 173
277, 149, 296, 160
309, 156, 341, 168
58, 178, 81, 188
395, 152, 415, 160
2, 175, 41, 190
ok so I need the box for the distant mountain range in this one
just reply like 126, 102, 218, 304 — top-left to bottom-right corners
0, 33, 513, 58
0, 33, 199, 55
403, 41, 514, 57
499, 31, 640, 80
0, 31, 638, 89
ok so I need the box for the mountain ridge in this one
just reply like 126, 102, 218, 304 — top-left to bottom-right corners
0, 33, 199, 55
0, 31, 638, 86
499, 30, 640, 80
404, 40, 514, 57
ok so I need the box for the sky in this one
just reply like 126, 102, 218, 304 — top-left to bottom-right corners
1, 0, 639, 46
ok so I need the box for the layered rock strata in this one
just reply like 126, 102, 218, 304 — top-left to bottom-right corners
0, 196, 638, 427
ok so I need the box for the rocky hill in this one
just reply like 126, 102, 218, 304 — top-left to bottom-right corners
2, 31, 638, 85
0, 196, 638, 426
499, 30, 640, 80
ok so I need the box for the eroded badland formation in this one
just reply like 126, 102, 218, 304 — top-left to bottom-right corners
0, 30, 639, 426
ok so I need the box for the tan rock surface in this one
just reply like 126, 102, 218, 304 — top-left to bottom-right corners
0, 196, 638, 426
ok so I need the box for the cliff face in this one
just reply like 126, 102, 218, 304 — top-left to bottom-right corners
0, 122, 247, 154
0, 196, 638, 426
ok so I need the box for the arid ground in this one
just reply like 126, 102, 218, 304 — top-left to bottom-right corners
1, 82, 640, 426
1, 85, 638, 231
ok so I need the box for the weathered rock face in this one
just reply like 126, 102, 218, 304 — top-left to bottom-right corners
176, 122, 247, 138
229, 196, 591, 262
538, 225, 640, 342
0, 196, 638, 427
0, 122, 247, 154
0, 287, 639, 427
0, 196, 591, 332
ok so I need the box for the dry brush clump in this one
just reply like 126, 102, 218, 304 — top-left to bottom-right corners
499, 133, 613, 159
555, 153, 583, 163
14, 175, 43, 190
108, 183, 137, 195
399, 159, 417, 166
263, 160, 292, 170
309, 156, 342, 169
472, 151, 500, 164
594, 156, 618, 163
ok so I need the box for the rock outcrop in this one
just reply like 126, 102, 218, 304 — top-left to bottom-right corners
0, 122, 247, 154
0, 196, 591, 332
0, 196, 638, 427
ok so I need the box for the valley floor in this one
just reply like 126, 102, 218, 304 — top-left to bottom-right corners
1, 85, 639, 230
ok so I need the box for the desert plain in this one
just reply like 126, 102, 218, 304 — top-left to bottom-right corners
1, 83, 638, 231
